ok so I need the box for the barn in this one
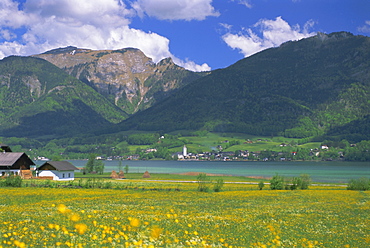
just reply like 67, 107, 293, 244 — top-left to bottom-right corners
0, 152, 35, 178
37, 161, 79, 181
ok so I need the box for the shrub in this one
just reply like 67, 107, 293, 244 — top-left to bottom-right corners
258, 181, 265, 190
286, 177, 299, 190
197, 173, 210, 192
3, 175, 23, 187
270, 174, 285, 190
297, 174, 311, 190
271, 174, 311, 190
347, 177, 370, 191
213, 179, 224, 192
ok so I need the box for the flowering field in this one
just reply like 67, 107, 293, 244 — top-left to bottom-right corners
0, 182, 369, 247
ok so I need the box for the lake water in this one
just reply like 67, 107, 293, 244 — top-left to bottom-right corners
40, 160, 370, 183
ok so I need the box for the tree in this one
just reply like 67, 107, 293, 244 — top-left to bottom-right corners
95, 160, 105, 175
258, 181, 265, 190
85, 154, 96, 173
270, 174, 285, 190
51, 155, 63, 161
197, 173, 210, 192
84, 153, 104, 174
118, 160, 123, 172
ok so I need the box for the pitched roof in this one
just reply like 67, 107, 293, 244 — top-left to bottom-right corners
0, 152, 34, 166
38, 161, 79, 171
0, 144, 12, 152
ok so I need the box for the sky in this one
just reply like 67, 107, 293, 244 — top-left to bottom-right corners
0, 0, 369, 71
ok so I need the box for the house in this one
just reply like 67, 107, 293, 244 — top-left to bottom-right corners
0, 144, 12, 152
37, 161, 79, 181
0, 152, 35, 178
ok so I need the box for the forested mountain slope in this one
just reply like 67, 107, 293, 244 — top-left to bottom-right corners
117, 32, 370, 142
0, 56, 127, 138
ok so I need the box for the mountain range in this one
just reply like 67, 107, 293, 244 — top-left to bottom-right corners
116, 32, 370, 142
0, 31, 369, 143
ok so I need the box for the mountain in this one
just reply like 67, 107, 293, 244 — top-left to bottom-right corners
0, 56, 127, 138
1, 32, 369, 143
33, 47, 207, 115
116, 32, 370, 142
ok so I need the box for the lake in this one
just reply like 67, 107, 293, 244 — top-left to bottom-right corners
43, 160, 370, 183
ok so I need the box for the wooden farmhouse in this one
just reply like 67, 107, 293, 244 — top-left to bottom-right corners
0, 151, 35, 178
37, 161, 79, 181
0, 144, 12, 152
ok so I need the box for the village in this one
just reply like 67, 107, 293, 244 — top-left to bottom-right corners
127, 143, 337, 162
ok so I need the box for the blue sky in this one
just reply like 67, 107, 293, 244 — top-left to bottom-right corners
0, 0, 369, 71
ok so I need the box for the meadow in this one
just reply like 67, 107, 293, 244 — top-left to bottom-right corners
0, 179, 369, 247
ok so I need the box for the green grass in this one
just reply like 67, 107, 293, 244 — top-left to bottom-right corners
0, 182, 368, 247
174, 132, 319, 153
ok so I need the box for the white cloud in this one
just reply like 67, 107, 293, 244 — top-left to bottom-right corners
358, 20, 370, 33
0, 0, 210, 72
173, 57, 211, 72
0, 0, 33, 28
222, 17, 316, 57
131, 0, 219, 21
231, 0, 252, 9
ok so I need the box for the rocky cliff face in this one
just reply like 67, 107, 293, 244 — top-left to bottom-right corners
34, 47, 205, 115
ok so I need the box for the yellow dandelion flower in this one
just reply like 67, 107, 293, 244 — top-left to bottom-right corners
188, 224, 192, 228
13, 240, 26, 248
130, 218, 140, 227
74, 223, 87, 235
57, 204, 70, 214
151, 226, 162, 239
70, 214, 81, 222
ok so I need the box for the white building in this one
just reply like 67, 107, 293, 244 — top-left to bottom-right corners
37, 161, 79, 181
183, 145, 187, 157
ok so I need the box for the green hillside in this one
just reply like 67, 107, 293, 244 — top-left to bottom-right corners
0, 56, 127, 138
117, 32, 370, 143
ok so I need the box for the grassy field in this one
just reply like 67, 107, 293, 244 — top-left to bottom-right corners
172, 132, 322, 154
0, 178, 369, 247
